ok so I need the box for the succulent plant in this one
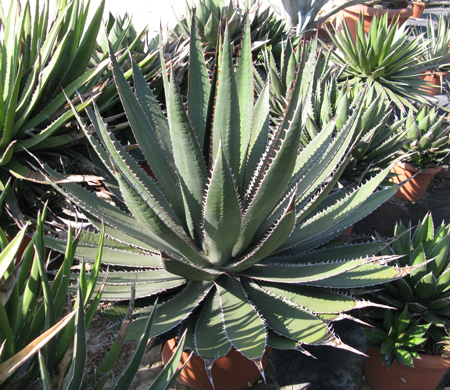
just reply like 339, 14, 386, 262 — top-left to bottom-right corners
421, 15, 450, 73
173, 0, 246, 51
369, 213, 450, 357
303, 82, 409, 183
0, 0, 157, 224
400, 105, 450, 168
327, 13, 435, 111
44, 14, 415, 387
364, 307, 430, 368
173, 0, 287, 54
255, 40, 407, 183
279, 0, 367, 34
0, 184, 187, 389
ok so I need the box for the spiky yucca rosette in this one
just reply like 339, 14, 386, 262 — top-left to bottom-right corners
45, 13, 417, 387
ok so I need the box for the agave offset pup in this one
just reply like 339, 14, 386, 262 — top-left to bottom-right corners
45, 14, 417, 387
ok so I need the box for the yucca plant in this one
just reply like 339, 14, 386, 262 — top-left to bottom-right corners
327, 13, 436, 111
400, 105, 450, 168
364, 307, 430, 368
0, 0, 157, 224
43, 13, 418, 387
368, 213, 450, 357
0, 185, 188, 389
421, 15, 450, 73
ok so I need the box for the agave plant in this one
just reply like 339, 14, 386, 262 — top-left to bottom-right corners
278, 0, 366, 34
173, 0, 246, 51
369, 213, 450, 357
173, 0, 287, 53
400, 105, 450, 168
303, 82, 408, 183
364, 307, 430, 368
43, 13, 417, 387
254, 35, 336, 122
327, 13, 435, 111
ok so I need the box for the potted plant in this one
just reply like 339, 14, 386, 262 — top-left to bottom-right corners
327, 14, 434, 111
412, 0, 429, 18
391, 106, 450, 201
335, 0, 414, 42
363, 213, 450, 390
418, 16, 450, 95
45, 14, 416, 390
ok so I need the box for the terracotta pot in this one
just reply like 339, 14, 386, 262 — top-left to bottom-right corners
161, 338, 270, 390
340, 224, 355, 236
412, 1, 426, 17
336, 0, 413, 42
364, 348, 450, 390
390, 161, 442, 202
419, 71, 445, 95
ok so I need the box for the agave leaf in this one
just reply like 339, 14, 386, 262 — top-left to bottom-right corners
97, 280, 187, 301
188, 14, 210, 146
234, 73, 303, 256
243, 278, 330, 344
429, 235, 450, 277
414, 272, 437, 302
195, 287, 231, 360
243, 81, 270, 191
267, 330, 300, 350
283, 170, 397, 252
269, 241, 386, 263
94, 60, 184, 228
309, 261, 410, 288
114, 169, 209, 269
167, 69, 208, 241
203, 146, 242, 266
125, 281, 213, 341
257, 281, 362, 314
115, 54, 182, 215
244, 257, 372, 283
212, 25, 241, 178
215, 275, 266, 360
45, 236, 161, 268
236, 16, 253, 178
225, 192, 296, 273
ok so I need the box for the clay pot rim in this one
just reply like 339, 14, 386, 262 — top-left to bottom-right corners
367, 347, 450, 370
338, 0, 413, 17
397, 161, 443, 175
